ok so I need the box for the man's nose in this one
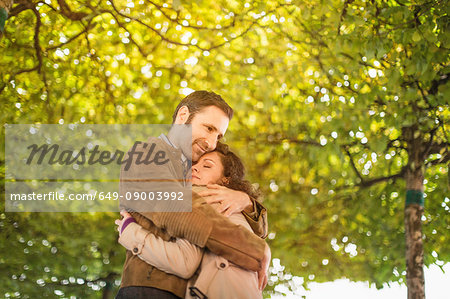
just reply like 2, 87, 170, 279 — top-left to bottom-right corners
206, 136, 217, 150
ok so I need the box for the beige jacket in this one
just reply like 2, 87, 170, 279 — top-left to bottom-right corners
119, 203, 262, 299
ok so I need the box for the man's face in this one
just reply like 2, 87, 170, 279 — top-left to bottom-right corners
188, 106, 229, 162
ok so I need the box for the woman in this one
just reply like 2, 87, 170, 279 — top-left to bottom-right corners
115, 144, 265, 299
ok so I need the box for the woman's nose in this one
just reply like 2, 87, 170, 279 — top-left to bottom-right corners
192, 165, 199, 173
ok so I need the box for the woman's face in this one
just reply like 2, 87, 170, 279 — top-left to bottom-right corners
191, 151, 224, 185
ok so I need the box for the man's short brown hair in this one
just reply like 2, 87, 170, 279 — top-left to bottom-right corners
172, 90, 233, 123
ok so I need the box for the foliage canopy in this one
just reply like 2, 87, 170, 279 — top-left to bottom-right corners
0, 0, 448, 298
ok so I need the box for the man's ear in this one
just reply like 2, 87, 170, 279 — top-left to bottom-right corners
174, 106, 190, 124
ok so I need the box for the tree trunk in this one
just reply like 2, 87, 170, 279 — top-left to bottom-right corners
101, 272, 117, 299
102, 280, 113, 299
405, 167, 425, 299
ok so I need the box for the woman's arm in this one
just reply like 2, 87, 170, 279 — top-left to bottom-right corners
117, 213, 203, 279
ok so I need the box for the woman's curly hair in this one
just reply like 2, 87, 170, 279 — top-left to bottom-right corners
214, 142, 261, 201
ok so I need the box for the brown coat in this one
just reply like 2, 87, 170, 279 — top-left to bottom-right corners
118, 137, 267, 297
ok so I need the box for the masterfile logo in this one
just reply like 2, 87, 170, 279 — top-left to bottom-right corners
25, 141, 170, 171
5, 124, 192, 212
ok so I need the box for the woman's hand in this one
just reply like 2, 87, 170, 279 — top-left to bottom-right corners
115, 210, 133, 236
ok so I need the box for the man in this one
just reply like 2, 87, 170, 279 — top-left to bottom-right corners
116, 91, 270, 298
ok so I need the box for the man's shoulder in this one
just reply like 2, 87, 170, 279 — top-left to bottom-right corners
146, 136, 165, 145
120, 135, 182, 177
124, 136, 179, 157
148, 136, 182, 156
132, 136, 168, 150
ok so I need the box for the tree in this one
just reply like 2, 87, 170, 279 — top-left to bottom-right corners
261, 2, 449, 297
1, 0, 448, 298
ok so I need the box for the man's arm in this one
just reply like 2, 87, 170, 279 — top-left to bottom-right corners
140, 193, 267, 272
197, 184, 268, 238
242, 200, 268, 238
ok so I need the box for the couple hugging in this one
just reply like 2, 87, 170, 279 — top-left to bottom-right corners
115, 91, 271, 299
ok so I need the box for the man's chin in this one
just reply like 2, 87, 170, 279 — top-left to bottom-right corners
191, 150, 203, 162
191, 153, 199, 162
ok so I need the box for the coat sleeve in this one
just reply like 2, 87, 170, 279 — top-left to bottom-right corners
118, 222, 203, 279
242, 199, 268, 239
140, 194, 266, 272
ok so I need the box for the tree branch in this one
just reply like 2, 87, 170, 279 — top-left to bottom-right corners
241, 134, 322, 147
108, 0, 204, 50
358, 168, 406, 187
429, 73, 449, 95
107, 0, 280, 53
46, 21, 94, 51
425, 153, 449, 167
343, 146, 364, 182
8, 2, 28, 17
207, 17, 262, 51
341, 142, 408, 188
335, 168, 406, 190
422, 126, 439, 157
426, 142, 449, 156
337, 0, 354, 35
339, 51, 385, 70
104, 11, 149, 57
30, 5, 42, 73
143, 0, 237, 31
57, 0, 88, 21
268, 138, 322, 147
